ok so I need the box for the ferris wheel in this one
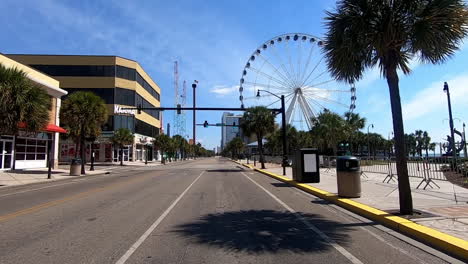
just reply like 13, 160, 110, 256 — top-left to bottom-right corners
239, 33, 356, 130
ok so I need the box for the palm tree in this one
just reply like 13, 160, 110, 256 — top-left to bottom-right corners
241, 106, 275, 169
226, 137, 245, 160
323, 0, 468, 214
0, 64, 51, 170
310, 110, 348, 155
110, 128, 134, 166
172, 135, 188, 160
60, 92, 108, 174
152, 134, 171, 164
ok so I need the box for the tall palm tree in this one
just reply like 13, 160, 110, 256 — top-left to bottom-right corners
60, 92, 108, 174
110, 128, 134, 166
323, 0, 468, 214
241, 106, 275, 169
0, 64, 51, 170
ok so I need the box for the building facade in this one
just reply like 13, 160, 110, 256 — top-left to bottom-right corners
221, 112, 250, 151
0, 54, 67, 170
6, 54, 162, 163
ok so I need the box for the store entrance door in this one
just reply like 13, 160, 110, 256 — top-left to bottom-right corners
0, 139, 13, 170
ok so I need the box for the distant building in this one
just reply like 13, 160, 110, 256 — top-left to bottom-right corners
6, 54, 162, 163
220, 112, 249, 150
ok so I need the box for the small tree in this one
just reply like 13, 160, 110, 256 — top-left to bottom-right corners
241, 106, 275, 169
110, 128, 134, 166
226, 137, 245, 160
60, 92, 108, 174
0, 64, 51, 170
152, 134, 171, 164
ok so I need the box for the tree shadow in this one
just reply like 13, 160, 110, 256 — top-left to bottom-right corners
172, 210, 351, 254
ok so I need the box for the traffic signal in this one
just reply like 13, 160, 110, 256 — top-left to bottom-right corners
177, 104, 181, 114
137, 104, 142, 114
203, 120, 209, 128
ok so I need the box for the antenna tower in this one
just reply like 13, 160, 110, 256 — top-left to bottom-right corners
173, 61, 187, 137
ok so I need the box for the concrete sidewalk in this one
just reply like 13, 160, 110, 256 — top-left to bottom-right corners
238, 159, 468, 242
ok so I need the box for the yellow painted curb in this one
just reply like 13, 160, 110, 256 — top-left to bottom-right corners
232, 160, 468, 261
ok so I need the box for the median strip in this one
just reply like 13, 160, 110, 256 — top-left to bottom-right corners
232, 160, 468, 261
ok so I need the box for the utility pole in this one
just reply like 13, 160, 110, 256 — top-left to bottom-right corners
280, 95, 287, 176
443, 82, 457, 166
192, 81, 197, 157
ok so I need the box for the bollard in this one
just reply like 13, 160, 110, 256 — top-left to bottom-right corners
254, 157, 256, 167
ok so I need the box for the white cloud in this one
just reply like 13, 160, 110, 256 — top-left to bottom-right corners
210, 85, 240, 96
403, 72, 468, 121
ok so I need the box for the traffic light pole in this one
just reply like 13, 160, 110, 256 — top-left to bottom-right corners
280, 95, 287, 176
192, 82, 196, 158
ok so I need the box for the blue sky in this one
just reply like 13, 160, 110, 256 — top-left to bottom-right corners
1, 0, 467, 152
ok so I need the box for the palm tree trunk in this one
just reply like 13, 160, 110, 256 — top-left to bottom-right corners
386, 66, 413, 214
258, 136, 265, 169
119, 146, 123, 166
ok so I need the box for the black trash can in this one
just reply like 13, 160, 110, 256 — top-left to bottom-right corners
70, 158, 82, 176
336, 156, 361, 197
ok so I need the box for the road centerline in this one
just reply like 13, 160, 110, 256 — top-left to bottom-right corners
240, 171, 364, 264
115, 170, 206, 264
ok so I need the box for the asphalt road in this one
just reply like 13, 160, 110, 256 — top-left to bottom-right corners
0, 158, 462, 264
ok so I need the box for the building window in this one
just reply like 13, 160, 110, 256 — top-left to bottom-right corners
116, 65, 136, 81
135, 94, 160, 120
15, 137, 48, 161
115, 88, 135, 106
29, 65, 115, 77
63, 88, 114, 104
114, 115, 135, 132
135, 119, 159, 137
136, 72, 160, 101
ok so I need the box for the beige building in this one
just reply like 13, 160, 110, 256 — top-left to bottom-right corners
6, 54, 162, 163
0, 53, 68, 170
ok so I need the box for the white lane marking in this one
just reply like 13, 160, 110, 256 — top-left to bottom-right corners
241, 172, 364, 264
0, 182, 76, 198
115, 170, 205, 264
290, 188, 429, 264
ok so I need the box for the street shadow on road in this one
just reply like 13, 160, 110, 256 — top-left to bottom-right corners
172, 210, 351, 254
206, 169, 244, 172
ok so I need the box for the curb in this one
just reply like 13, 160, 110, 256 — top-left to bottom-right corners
232, 160, 468, 261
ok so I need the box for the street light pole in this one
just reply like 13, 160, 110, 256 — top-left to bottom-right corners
463, 123, 467, 158
443, 82, 457, 165
192, 81, 197, 159
257, 90, 287, 176
280, 95, 287, 176
367, 124, 374, 160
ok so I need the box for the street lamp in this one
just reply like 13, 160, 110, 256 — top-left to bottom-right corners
367, 124, 374, 160
463, 123, 467, 158
443, 82, 457, 165
256, 90, 287, 176
192, 80, 198, 159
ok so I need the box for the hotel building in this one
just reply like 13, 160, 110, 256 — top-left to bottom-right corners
7, 54, 162, 163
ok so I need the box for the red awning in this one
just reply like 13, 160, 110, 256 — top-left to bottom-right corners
18, 122, 68, 133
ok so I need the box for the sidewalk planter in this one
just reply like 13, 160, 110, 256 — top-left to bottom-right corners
292, 148, 320, 183
69, 158, 81, 176
336, 156, 361, 198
